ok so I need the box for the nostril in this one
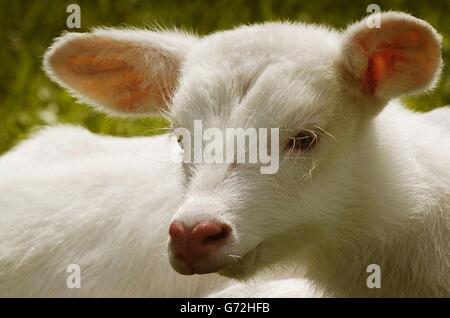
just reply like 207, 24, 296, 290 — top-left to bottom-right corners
169, 221, 187, 241
203, 224, 231, 244
191, 222, 231, 246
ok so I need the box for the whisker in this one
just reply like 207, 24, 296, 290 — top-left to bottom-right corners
302, 159, 321, 182
313, 125, 337, 142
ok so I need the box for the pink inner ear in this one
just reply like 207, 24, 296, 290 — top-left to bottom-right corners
116, 73, 172, 113
66, 53, 173, 113
68, 54, 129, 75
361, 30, 420, 95
363, 48, 404, 95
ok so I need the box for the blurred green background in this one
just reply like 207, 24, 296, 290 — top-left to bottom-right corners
1, 0, 449, 154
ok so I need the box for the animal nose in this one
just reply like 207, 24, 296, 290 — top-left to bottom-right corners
169, 221, 231, 268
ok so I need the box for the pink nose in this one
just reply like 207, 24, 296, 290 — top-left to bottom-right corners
169, 221, 231, 268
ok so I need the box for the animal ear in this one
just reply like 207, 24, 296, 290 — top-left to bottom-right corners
341, 12, 442, 100
44, 29, 198, 115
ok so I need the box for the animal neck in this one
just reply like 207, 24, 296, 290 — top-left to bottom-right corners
300, 105, 449, 296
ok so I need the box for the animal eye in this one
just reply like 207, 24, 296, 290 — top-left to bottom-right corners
287, 130, 319, 152
177, 135, 184, 149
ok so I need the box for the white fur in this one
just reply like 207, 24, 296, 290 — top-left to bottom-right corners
0, 12, 449, 297
0, 126, 314, 297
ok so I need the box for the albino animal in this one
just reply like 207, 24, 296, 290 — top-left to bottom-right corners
1, 12, 449, 297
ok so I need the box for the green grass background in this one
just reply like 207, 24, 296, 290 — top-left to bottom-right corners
1, 0, 449, 154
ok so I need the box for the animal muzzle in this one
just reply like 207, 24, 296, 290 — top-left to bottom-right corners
168, 220, 232, 274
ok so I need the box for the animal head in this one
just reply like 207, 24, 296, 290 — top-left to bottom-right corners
44, 12, 442, 278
